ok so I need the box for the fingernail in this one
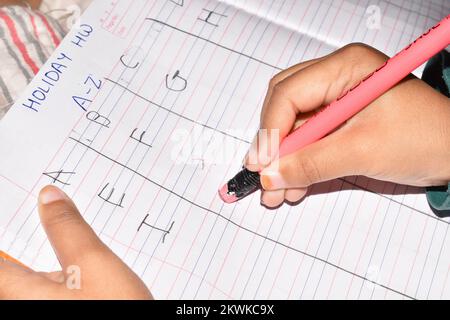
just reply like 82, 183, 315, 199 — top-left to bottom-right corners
39, 186, 68, 205
260, 170, 285, 190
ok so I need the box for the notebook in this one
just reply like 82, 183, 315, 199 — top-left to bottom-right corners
0, 0, 449, 299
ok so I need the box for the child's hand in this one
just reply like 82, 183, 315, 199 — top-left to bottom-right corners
246, 43, 450, 208
0, 186, 152, 299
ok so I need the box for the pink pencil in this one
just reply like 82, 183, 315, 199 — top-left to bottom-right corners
220, 14, 450, 204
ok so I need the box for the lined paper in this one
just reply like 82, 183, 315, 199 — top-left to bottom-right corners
0, 0, 449, 299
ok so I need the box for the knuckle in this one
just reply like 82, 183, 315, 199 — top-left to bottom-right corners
44, 209, 79, 228
343, 43, 386, 63
294, 156, 322, 186
341, 43, 388, 73
342, 42, 375, 57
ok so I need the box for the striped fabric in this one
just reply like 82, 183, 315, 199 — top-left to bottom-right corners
0, 6, 67, 118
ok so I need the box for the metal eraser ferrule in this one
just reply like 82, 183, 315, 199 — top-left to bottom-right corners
227, 168, 261, 199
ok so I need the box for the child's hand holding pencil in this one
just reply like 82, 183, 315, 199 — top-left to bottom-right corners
242, 43, 450, 208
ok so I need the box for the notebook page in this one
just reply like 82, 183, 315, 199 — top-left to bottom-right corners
0, 0, 448, 300
225, 0, 450, 74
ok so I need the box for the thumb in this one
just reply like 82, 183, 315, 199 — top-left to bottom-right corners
38, 185, 111, 270
38, 186, 153, 299
259, 130, 365, 190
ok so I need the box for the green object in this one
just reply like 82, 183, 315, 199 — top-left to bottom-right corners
422, 50, 450, 218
